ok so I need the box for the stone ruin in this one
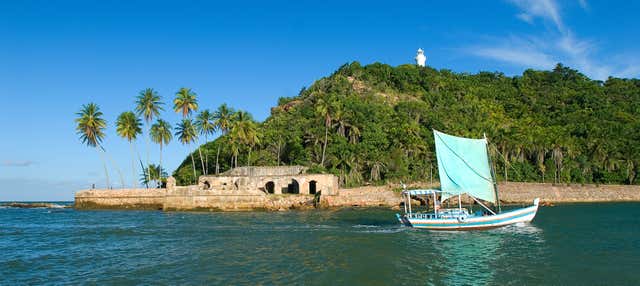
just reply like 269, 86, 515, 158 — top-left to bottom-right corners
197, 166, 339, 196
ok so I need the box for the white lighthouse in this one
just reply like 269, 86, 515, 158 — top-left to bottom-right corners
415, 48, 426, 67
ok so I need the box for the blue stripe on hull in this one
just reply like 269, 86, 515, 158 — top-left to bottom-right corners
409, 209, 536, 228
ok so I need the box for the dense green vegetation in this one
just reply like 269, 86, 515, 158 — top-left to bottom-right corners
132, 62, 640, 187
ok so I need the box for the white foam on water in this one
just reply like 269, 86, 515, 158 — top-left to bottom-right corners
352, 224, 380, 228
355, 226, 407, 234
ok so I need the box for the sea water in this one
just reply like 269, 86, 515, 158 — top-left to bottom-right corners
1, 203, 639, 285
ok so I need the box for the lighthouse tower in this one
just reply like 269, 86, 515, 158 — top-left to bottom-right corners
415, 48, 426, 67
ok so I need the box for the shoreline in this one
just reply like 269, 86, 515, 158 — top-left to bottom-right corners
72, 181, 640, 211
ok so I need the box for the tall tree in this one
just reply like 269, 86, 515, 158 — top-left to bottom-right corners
195, 109, 215, 175
230, 111, 260, 166
75, 103, 110, 188
175, 118, 198, 183
135, 88, 164, 185
150, 119, 172, 181
173, 88, 199, 182
139, 164, 168, 187
116, 111, 143, 188
315, 97, 332, 167
213, 104, 234, 173
173, 88, 198, 118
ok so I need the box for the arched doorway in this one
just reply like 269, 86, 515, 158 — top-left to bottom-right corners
203, 181, 211, 190
309, 180, 317, 195
265, 181, 275, 194
283, 179, 299, 194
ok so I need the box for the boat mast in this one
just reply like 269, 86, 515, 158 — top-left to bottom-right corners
484, 133, 501, 213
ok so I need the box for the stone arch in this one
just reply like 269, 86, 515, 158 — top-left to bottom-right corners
203, 181, 211, 190
309, 180, 317, 195
282, 178, 300, 194
265, 181, 275, 194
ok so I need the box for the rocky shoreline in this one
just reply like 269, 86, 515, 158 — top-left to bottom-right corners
1, 202, 71, 209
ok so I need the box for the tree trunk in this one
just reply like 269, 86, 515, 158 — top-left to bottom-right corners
204, 135, 208, 175
321, 123, 328, 166
277, 141, 281, 166
130, 142, 137, 188
198, 144, 206, 176
247, 148, 251, 167
159, 143, 163, 181
504, 163, 508, 182
216, 144, 221, 174
97, 146, 110, 189
190, 144, 197, 184
104, 149, 125, 188
146, 124, 151, 186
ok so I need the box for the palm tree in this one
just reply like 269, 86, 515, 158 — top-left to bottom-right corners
116, 111, 143, 188
75, 103, 110, 188
213, 104, 234, 174
229, 111, 260, 167
175, 118, 198, 183
173, 88, 198, 118
173, 88, 199, 182
139, 164, 168, 187
135, 88, 164, 185
195, 109, 215, 175
150, 119, 172, 181
315, 97, 332, 167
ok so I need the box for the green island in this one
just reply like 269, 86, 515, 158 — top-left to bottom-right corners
74, 62, 640, 211
175, 62, 640, 187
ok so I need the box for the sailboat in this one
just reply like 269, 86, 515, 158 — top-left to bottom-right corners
396, 130, 540, 230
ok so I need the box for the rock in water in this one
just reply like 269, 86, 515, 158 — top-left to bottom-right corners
3, 202, 68, 209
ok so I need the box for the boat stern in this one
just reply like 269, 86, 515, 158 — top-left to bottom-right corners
396, 213, 413, 227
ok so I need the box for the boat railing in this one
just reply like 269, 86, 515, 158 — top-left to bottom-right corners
407, 213, 438, 219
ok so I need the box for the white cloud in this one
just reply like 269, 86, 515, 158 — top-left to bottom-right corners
2, 160, 37, 167
578, 0, 589, 10
516, 13, 534, 24
470, 37, 556, 69
509, 0, 564, 31
468, 0, 639, 80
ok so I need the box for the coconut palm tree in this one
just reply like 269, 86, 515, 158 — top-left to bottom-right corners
116, 111, 143, 188
173, 88, 198, 118
135, 88, 164, 184
150, 119, 172, 181
229, 111, 260, 167
139, 164, 168, 187
175, 118, 198, 183
75, 103, 110, 188
229, 110, 260, 167
213, 104, 235, 174
195, 109, 215, 175
315, 97, 332, 167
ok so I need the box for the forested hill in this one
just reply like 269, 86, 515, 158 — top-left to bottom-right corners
173, 62, 640, 187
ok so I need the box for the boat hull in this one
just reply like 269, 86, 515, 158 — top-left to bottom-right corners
398, 199, 540, 231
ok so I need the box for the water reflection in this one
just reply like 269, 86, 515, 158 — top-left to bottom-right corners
403, 223, 544, 285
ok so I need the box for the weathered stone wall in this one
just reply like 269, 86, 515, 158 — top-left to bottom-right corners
325, 186, 402, 207
75, 188, 166, 210
198, 173, 339, 196
499, 182, 640, 203
220, 166, 308, 176
74, 182, 640, 211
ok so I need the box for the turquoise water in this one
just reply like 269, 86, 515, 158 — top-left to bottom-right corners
1, 203, 639, 285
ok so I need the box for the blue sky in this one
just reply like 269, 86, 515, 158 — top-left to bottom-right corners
1, 0, 639, 201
